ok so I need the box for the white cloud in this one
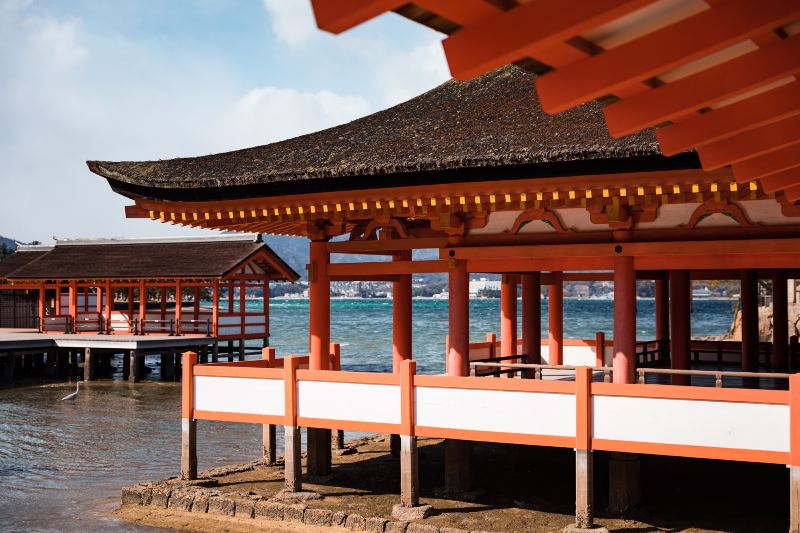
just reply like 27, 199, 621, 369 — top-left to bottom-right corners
372, 40, 449, 107
25, 14, 88, 71
261, 0, 317, 47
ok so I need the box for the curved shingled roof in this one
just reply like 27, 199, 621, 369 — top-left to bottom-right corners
88, 66, 694, 201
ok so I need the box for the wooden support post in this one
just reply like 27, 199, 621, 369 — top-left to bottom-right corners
83, 348, 94, 381
129, 350, 140, 383
549, 271, 564, 365
263, 280, 270, 345
399, 359, 419, 507
175, 280, 182, 335
139, 280, 147, 335
307, 240, 332, 476
500, 274, 518, 374
127, 287, 134, 333
613, 257, 636, 385
741, 269, 759, 373
38, 284, 45, 332
212, 340, 219, 363
445, 258, 470, 493
105, 280, 112, 333
181, 351, 197, 480
391, 250, 413, 456
570, 367, 598, 531
670, 270, 691, 385
160, 286, 167, 323
68, 280, 77, 333
773, 270, 789, 371
791, 374, 800, 532
262, 347, 277, 465
595, 332, 606, 368
522, 272, 542, 367
655, 276, 669, 363
193, 286, 200, 322
284, 357, 301, 492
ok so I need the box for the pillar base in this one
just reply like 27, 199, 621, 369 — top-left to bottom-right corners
262, 424, 277, 465
284, 426, 302, 492
562, 525, 609, 533
307, 427, 332, 476
444, 439, 471, 494
391, 503, 432, 521
180, 418, 197, 480
608, 452, 641, 514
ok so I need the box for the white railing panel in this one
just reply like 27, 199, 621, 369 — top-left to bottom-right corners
297, 381, 400, 424
194, 376, 284, 416
592, 396, 789, 452
415, 387, 575, 437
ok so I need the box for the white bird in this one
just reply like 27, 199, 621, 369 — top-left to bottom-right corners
61, 381, 81, 401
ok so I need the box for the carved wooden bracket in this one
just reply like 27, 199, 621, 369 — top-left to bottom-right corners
683, 199, 755, 229
507, 207, 571, 234
305, 220, 346, 241
587, 203, 658, 230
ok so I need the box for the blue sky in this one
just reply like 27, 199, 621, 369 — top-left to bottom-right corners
0, 0, 449, 242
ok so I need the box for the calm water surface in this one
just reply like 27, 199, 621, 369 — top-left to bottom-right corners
0, 298, 736, 532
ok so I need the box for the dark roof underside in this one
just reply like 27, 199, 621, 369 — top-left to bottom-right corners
0, 251, 48, 278
3, 242, 298, 281
88, 66, 695, 202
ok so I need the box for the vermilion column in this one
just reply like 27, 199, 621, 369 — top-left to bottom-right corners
447, 259, 469, 377
549, 271, 564, 365
741, 269, 759, 373
68, 280, 77, 333
613, 257, 636, 384
655, 277, 669, 363
175, 280, 183, 335
307, 240, 331, 476
139, 280, 147, 335
521, 273, 542, 366
446, 258, 470, 493
393, 250, 413, 372
670, 270, 691, 386
773, 270, 789, 371
38, 284, 45, 332
500, 274, 518, 370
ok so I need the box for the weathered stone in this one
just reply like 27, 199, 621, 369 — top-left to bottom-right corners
167, 490, 195, 512
346, 513, 367, 531
234, 498, 255, 518
254, 501, 286, 521
407, 524, 439, 533
284, 504, 306, 523
150, 486, 172, 508
121, 485, 147, 506
207, 496, 236, 516
366, 517, 389, 532
384, 522, 409, 533
562, 525, 609, 533
439, 528, 469, 533
392, 504, 433, 521
304, 508, 333, 527
334, 447, 358, 456
273, 489, 323, 502
332, 511, 348, 527
191, 492, 209, 513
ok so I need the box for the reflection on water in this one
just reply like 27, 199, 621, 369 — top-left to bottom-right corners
0, 298, 735, 531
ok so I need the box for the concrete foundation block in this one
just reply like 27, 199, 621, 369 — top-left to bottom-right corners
207, 496, 236, 516
392, 503, 433, 521
304, 508, 333, 527
150, 486, 172, 508
345, 513, 367, 531
562, 525, 609, 533
234, 498, 255, 518
331, 510, 348, 527
366, 517, 389, 532
283, 504, 306, 523
384, 522, 409, 533
167, 490, 195, 512
406, 523, 440, 533
254, 501, 286, 521
191, 492, 210, 513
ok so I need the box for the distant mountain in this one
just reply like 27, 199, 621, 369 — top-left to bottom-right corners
0, 235, 17, 257
261, 235, 437, 280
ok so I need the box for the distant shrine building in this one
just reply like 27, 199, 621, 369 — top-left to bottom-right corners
87, 66, 800, 530
0, 235, 298, 346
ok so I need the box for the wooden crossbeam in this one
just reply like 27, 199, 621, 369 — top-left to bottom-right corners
784, 184, 800, 203
761, 168, 800, 194
310, 0, 404, 34
537, 0, 800, 114
657, 79, 800, 155
442, 0, 656, 80
414, 0, 501, 27
698, 114, 800, 170
327, 260, 449, 277
604, 33, 800, 137
732, 145, 800, 182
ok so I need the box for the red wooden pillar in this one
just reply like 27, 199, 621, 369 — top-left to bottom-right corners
445, 258, 471, 493
613, 257, 636, 384
55, 286, 62, 316
521, 272, 542, 366
211, 281, 219, 337
263, 280, 270, 346
160, 286, 167, 322
393, 250, 413, 372
228, 281, 235, 313
175, 280, 183, 335
741, 269, 759, 373
127, 287, 134, 333
549, 271, 564, 365
139, 280, 147, 335
772, 270, 789, 371
307, 240, 331, 476
38, 284, 45, 332
96, 286, 103, 314
655, 276, 669, 346
193, 286, 200, 321
68, 280, 77, 333
669, 270, 691, 386
104, 281, 112, 332
500, 275, 518, 368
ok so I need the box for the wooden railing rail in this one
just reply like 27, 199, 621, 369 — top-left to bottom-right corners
637, 367, 792, 387
470, 361, 613, 382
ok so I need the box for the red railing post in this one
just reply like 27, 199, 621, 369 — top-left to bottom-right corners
789, 374, 800, 531
573, 366, 595, 529
595, 332, 605, 368
284, 357, 301, 492
262, 346, 277, 465
181, 351, 197, 480
400, 359, 419, 508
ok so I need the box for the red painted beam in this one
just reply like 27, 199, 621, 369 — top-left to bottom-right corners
760, 168, 800, 194
605, 34, 800, 137
698, 114, 800, 170
657, 79, 800, 156
732, 145, 800, 182
537, 0, 800, 114
311, 0, 403, 34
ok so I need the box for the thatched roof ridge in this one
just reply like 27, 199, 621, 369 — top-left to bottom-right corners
88, 66, 684, 201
